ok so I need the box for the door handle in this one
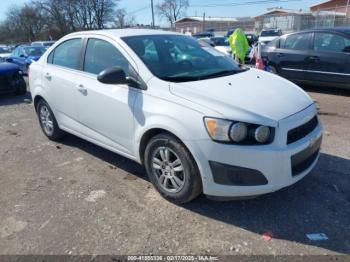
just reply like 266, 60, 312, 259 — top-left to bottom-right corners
277, 53, 284, 57
45, 73, 52, 81
77, 84, 87, 95
308, 56, 320, 62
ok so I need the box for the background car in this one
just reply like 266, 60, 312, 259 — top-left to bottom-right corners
31, 41, 56, 47
6, 45, 46, 74
259, 28, 282, 44
210, 36, 231, 56
0, 62, 26, 95
245, 33, 258, 46
0, 46, 11, 62
192, 32, 214, 39
261, 28, 350, 89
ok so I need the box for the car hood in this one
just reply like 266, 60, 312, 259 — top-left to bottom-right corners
259, 36, 278, 43
214, 46, 231, 54
0, 53, 11, 58
169, 68, 313, 126
26, 55, 41, 61
0, 62, 20, 75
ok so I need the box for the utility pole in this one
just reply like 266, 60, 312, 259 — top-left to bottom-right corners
151, 0, 155, 28
203, 12, 206, 32
346, 0, 350, 18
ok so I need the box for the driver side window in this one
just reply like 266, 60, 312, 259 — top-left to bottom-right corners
83, 38, 130, 75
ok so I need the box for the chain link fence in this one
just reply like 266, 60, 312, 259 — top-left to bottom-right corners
175, 6, 350, 36
256, 6, 350, 34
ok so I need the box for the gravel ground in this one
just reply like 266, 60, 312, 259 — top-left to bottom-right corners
0, 85, 349, 256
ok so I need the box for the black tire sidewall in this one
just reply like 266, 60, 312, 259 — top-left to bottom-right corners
144, 134, 202, 204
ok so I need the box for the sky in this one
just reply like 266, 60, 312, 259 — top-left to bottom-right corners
0, 0, 319, 25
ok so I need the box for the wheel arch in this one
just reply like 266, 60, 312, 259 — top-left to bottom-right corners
33, 95, 45, 112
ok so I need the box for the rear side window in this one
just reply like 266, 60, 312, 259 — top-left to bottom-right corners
48, 38, 81, 70
314, 33, 350, 53
281, 33, 311, 50
83, 38, 130, 75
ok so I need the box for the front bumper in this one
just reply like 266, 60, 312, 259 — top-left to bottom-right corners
187, 104, 323, 197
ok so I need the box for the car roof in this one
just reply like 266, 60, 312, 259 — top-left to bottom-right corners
287, 28, 350, 36
68, 29, 182, 38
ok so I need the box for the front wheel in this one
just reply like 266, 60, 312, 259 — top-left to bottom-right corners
36, 99, 65, 141
144, 134, 202, 204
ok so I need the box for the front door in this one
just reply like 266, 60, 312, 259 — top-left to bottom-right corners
74, 37, 137, 156
271, 32, 312, 81
306, 32, 350, 88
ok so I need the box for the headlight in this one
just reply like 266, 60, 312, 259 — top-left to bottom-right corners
230, 122, 248, 142
254, 126, 270, 143
204, 117, 274, 145
204, 117, 232, 142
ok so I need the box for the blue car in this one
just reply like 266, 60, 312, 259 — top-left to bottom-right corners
7, 45, 46, 75
0, 62, 26, 95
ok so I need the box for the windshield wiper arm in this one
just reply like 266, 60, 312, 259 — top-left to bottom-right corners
198, 70, 239, 80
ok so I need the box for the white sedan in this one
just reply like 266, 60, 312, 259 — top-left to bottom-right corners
29, 29, 322, 203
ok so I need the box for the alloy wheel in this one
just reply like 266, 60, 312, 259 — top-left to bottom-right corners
151, 147, 186, 193
39, 105, 54, 136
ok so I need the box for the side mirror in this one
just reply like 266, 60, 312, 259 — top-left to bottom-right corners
97, 66, 127, 84
97, 66, 146, 89
19, 54, 26, 58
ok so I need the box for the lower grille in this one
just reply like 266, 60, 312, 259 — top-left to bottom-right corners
291, 136, 322, 176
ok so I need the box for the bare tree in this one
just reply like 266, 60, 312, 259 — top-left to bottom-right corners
156, 0, 189, 28
114, 8, 136, 28
115, 8, 127, 28
0, 0, 121, 43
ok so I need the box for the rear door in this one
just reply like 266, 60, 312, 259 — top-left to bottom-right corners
43, 38, 83, 129
268, 32, 312, 81
306, 31, 350, 88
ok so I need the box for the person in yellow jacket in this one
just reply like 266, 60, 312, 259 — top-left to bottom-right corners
228, 28, 249, 64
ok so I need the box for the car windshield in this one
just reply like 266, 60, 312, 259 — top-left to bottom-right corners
0, 47, 9, 54
212, 37, 229, 46
123, 35, 245, 82
261, 30, 281, 37
24, 46, 46, 56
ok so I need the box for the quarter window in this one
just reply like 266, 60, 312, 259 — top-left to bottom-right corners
48, 38, 82, 70
281, 33, 311, 50
314, 33, 350, 53
84, 38, 130, 75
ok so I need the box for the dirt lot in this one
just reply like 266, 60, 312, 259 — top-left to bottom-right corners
0, 84, 349, 256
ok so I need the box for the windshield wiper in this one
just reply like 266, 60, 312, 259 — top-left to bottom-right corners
198, 69, 245, 80
160, 76, 201, 82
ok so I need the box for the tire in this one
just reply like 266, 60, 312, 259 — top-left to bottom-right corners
269, 65, 278, 75
36, 99, 65, 141
15, 76, 27, 95
144, 133, 202, 204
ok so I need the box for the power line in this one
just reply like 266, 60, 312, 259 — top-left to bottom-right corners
128, 5, 150, 15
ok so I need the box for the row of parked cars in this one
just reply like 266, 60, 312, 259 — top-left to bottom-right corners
193, 27, 350, 89
0, 41, 55, 95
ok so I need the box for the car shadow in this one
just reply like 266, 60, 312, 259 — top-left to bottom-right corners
59, 134, 350, 254
0, 91, 32, 106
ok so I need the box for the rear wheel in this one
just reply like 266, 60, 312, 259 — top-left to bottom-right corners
144, 134, 202, 204
36, 99, 64, 141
